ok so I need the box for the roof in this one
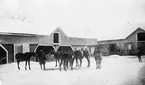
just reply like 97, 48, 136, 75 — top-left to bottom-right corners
125, 27, 145, 39
50, 27, 67, 37
98, 27, 145, 44
0, 32, 44, 36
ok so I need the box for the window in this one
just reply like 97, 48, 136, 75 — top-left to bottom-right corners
128, 44, 131, 50
53, 33, 59, 44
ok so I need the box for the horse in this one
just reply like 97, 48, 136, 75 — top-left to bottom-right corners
93, 49, 102, 69
36, 50, 46, 70
49, 50, 61, 67
59, 50, 74, 71
73, 48, 91, 68
73, 50, 83, 68
15, 52, 37, 70
82, 50, 90, 67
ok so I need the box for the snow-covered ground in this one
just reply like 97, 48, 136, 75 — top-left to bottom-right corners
0, 55, 145, 85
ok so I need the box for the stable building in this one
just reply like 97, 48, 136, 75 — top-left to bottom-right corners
98, 27, 145, 56
0, 26, 97, 64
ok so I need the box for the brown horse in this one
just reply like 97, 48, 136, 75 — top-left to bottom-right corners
49, 50, 61, 67
73, 48, 91, 68
59, 50, 74, 71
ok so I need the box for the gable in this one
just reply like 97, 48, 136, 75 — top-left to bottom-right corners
50, 27, 67, 37
125, 27, 145, 39
125, 27, 145, 42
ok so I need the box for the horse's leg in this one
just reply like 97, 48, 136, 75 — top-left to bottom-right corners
40, 64, 42, 69
79, 58, 82, 68
25, 61, 27, 70
17, 61, 20, 70
76, 58, 78, 67
70, 59, 74, 70
140, 57, 142, 62
55, 58, 57, 67
95, 57, 98, 69
140, 56, 142, 62
98, 58, 102, 69
138, 56, 140, 62
86, 56, 90, 67
43, 62, 46, 70
66, 60, 69, 69
63, 60, 67, 71
59, 59, 63, 71
28, 61, 31, 70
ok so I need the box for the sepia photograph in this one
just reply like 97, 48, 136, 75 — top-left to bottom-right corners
0, 0, 145, 85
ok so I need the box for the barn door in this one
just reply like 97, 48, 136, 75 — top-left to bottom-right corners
14, 44, 23, 62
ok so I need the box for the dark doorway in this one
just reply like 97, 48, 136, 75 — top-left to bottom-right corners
57, 46, 73, 52
36, 45, 55, 54
0, 46, 7, 64
137, 32, 145, 55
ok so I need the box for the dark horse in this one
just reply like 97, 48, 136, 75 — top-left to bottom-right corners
15, 52, 37, 70
59, 50, 74, 71
93, 48, 102, 69
73, 50, 83, 68
74, 49, 90, 68
36, 50, 46, 70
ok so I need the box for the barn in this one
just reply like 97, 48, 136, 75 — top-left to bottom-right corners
98, 27, 145, 56
33, 27, 97, 57
0, 20, 97, 64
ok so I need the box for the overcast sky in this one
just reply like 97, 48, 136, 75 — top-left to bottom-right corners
0, 0, 145, 40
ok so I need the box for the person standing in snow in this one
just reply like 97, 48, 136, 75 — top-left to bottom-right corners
137, 50, 142, 62
93, 48, 102, 69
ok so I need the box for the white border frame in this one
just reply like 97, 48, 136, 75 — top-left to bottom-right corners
13, 44, 15, 62
0, 44, 8, 64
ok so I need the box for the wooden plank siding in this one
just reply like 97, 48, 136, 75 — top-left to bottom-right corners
98, 27, 145, 56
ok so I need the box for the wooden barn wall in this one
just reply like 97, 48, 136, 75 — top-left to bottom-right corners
0, 35, 50, 44
29, 44, 38, 52
2, 44, 14, 63
15, 44, 23, 53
